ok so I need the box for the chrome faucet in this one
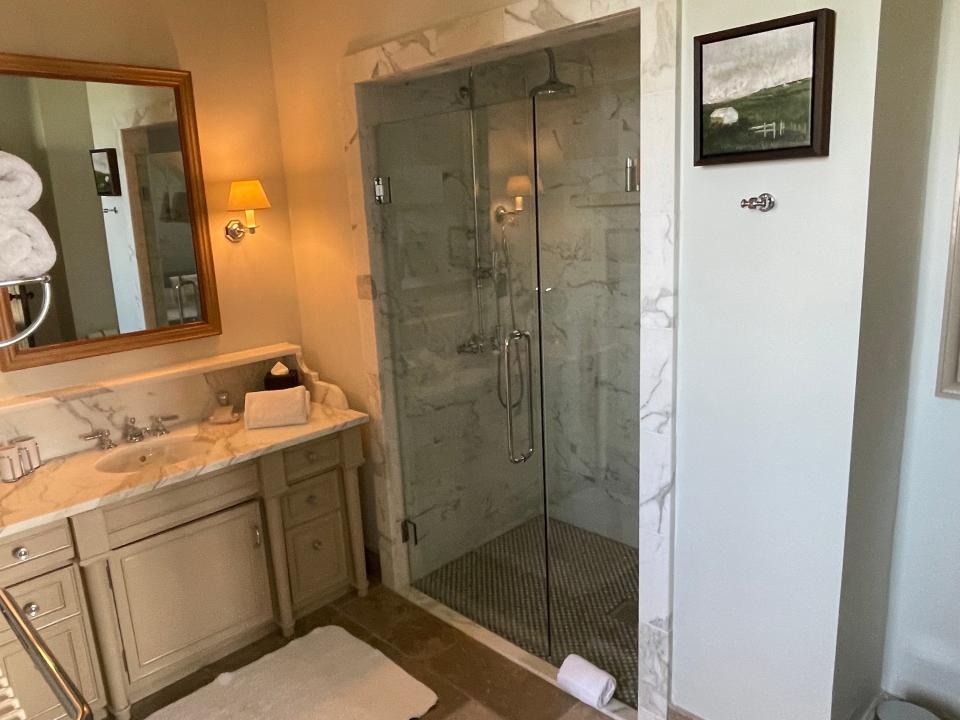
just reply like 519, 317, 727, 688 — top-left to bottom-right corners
149, 415, 179, 437
123, 418, 148, 444
80, 429, 116, 451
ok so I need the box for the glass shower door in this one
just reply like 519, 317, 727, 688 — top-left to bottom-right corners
532, 41, 642, 705
375, 104, 550, 658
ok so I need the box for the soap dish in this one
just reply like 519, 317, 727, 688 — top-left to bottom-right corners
208, 408, 241, 425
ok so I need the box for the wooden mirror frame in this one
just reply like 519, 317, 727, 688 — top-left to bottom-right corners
0, 52, 220, 371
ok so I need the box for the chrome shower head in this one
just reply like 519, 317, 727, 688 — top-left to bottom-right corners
529, 48, 576, 98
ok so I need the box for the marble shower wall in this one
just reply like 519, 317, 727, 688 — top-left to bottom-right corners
0, 359, 280, 461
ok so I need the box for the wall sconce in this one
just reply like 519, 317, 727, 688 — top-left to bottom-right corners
506, 174, 532, 212
495, 174, 533, 225
225, 179, 271, 242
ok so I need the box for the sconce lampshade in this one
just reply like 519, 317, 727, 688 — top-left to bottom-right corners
227, 180, 271, 211
506, 174, 533, 197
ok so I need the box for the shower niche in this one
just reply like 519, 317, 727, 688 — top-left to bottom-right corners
362, 21, 642, 709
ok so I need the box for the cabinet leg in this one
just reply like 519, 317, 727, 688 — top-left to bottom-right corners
264, 496, 295, 637
81, 560, 130, 720
342, 467, 369, 597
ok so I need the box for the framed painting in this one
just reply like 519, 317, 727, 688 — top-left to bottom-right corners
694, 9, 836, 165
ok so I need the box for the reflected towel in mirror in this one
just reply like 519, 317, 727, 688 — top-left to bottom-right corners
0, 208, 57, 281
0, 152, 42, 210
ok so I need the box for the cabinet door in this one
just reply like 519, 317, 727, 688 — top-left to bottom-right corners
287, 513, 349, 607
109, 502, 272, 684
0, 616, 101, 720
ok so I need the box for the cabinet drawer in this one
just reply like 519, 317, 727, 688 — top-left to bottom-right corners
104, 463, 259, 548
286, 514, 349, 607
0, 615, 102, 720
0, 523, 73, 584
109, 501, 273, 684
282, 471, 340, 527
283, 436, 339, 484
0, 567, 80, 645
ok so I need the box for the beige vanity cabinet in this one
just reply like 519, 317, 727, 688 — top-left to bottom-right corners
108, 501, 272, 684
0, 524, 106, 720
69, 427, 368, 720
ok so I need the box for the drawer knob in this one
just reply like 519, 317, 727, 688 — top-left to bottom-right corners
306, 451, 319, 462
12, 547, 29, 562
22, 602, 39, 618
312, 540, 323, 551
306, 494, 319, 505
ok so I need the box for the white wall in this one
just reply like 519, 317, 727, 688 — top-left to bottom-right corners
833, 0, 941, 717
883, 1, 960, 717
673, 1, 883, 719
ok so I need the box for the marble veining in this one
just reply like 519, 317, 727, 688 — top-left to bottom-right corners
0, 403, 367, 539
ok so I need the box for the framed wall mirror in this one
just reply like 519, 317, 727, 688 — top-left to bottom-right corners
0, 53, 219, 371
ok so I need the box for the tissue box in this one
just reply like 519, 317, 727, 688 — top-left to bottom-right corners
264, 367, 301, 390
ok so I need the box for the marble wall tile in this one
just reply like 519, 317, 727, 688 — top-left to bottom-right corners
639, 529, 671, 630
639, 328, 673, 435
640, 0, 677, 94
638, 622, 670, 717
639, 429, 672, 536
639, 89, 677, 216
641, 212, 675, 329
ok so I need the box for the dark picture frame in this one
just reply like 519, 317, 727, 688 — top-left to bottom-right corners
89, 147, 121, 196
694, 9, 835, 166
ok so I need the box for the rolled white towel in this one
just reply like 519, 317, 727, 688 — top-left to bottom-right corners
0, 208, 57, 280
557, 654, 616, 710
0, 152, 42, 210
244, 386, 311, 430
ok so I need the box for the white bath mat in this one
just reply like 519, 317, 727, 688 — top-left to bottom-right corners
146, 626, 437, 720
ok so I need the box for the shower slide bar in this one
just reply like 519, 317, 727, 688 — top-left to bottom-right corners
0, 587, 92, 720
504, 329, 534, 463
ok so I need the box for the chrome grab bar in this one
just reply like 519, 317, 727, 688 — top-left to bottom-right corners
0, 587, 92, 720
0, 276, 52, 349
504, 329, 534, 464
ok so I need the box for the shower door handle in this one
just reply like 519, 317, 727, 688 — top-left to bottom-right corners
504, 330, 534, 464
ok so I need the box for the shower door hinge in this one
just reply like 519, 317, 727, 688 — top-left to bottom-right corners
373, 176, 392, 205
401, 518, 419, 545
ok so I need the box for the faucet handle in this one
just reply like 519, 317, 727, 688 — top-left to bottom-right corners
80, 429, 115, 451
150, 415, 179, 436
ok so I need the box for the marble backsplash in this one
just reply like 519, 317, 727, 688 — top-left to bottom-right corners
0, 358, 283, 462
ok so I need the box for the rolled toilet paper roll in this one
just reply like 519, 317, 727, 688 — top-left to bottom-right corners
557, 654, 616, 709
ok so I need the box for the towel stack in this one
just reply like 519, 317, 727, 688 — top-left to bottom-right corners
0, 152, 57, 281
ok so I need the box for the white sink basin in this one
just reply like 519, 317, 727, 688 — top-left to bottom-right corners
95, 436, 214, 474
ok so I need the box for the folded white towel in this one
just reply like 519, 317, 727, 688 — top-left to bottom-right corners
557, 654, 616, 710
0, 208, 57, 280
244, 386, 311, 430
0, 152, 42, 210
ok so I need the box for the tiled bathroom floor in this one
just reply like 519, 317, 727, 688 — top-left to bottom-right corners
130, 584, 607, 720
415, 517, 639, 706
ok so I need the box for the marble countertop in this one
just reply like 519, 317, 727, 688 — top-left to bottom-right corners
0, 403, 368, 539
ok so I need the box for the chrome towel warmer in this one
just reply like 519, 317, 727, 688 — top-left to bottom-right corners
0, 586, 92, 719
0, 275, 52, 349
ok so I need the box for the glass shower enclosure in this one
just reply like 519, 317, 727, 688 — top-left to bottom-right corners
372, 25, 641, 706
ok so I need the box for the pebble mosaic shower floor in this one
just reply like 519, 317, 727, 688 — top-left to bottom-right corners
414, 517, 639, 706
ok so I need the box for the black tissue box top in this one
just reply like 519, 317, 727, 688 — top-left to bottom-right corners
263, 368, 301, 390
